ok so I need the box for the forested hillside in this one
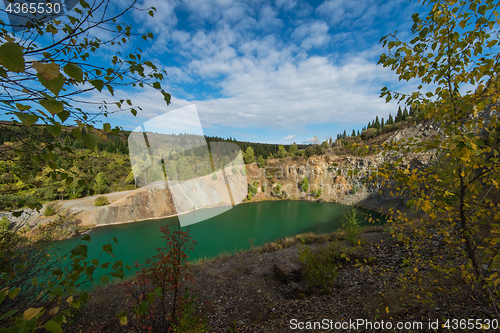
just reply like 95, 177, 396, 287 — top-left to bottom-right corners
0, 122, 313, 210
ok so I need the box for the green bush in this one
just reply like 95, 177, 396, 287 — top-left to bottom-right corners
94, 196, 110, 206
247, 193, 252, 201
342, 207, 363, 245
300, 177, 309, 192
262, 184, 266, 193
360, 128, 377, 140
273, 182, 282, 196
314, 188, 322, 199
249, 180, 259, 196
43, 202, 60, 216
298, 243, 337, 292
212, 173, 218, 181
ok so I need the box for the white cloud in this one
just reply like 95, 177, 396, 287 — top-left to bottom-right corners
291, 21, 330, 50
107, 0, 416, 139
316, 0, 372, 26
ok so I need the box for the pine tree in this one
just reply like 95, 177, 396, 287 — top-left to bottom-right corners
403, 107, 409, 120
409, 106, 414, 117
381, 117, 385, 127
388, 113, 394, 125
395, 107, 403, 123
343, 130, 347, 139
374, 116, 381, 129
352, 129, 356, 137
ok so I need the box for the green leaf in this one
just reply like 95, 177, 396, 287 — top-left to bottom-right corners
9, 288, 20, 299
90, 79, 104, 92
103, 123, 111, 132
15, 103, 31, 111
0, 66, 7, 77
131, 108, 137, 116
71, 128, 81, 139
81, 234, 91, 242
0, 309, 18, 321
57, 110, 70, 123
15, 112, 38, 125
71, 244, 88, 257
63, 63, 83, 82
106, 85, 114, 96
146, 292, 155, 304
47, 125, 62, 137
0, 292, 5, 305
85, 266, 95, 281
100, 275, 109, 285
37, 72, 65, 96
83, 132, 100, 151
40, 99, 64, 115
44, 320, 63, 333
31, 278, 38, 286
33, 62, 65, 96
139, 300, 149, 314
152, 81, 161, 89
162, 91, 171, 104
0, 42, 25, 72
102, 244, 113, 256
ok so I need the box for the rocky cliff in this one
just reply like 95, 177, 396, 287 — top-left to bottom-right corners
18, 122, 439, 228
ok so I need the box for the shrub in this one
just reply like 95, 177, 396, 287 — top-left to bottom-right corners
94, 196, 109, 206
298, 243, 337, 292
249, 180, 259, 196
273, 182, 282, 196
360, 128, 377, 140
342, 207, 363, 245
300, 177, 309, 192
247, 193, 252, 201
124, 220, 204, 331
314, 188, 322, 199
212, 173, 218, 181
262, 184, 266, 193
43, 202, 60, 216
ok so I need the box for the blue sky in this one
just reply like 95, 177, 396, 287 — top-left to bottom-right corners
7, 0, 425, 144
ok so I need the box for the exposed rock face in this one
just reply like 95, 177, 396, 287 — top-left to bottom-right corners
17, 123, 442, 227
79, 182, 176, 226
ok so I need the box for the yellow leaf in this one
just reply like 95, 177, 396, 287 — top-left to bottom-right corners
23, 307, 43, 321
421, 201, 431, 212
414, 267, 418, 273
385, 306, 389, 314
119, 315, 127, 325
66, 296, 73, 304
32, 62, 60, 80
49, 306, 59, 316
